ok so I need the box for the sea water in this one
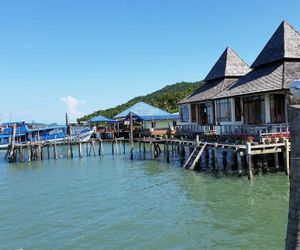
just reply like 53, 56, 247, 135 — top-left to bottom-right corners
0, 143, 289, 249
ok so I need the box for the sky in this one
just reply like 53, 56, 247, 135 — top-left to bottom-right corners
0, 0, 300, 123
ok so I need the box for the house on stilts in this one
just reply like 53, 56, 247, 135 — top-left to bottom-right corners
178, 21, 300, 140
114, 102, 179, 137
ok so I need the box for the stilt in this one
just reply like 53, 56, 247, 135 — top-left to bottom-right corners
112, 140, 115, 155
47, 145, 50, 159
246, 142, 253, 180
129, 112, 134, 160
78, 142, 83, 158
86, 142, 89, 156
212, 143, 218, 170
20, 146, 24, 162
54, 143, 58, 160
92, 141, 96, 156
27, 145, 31, 162
70, 143, 73, 158
237, 151, 242, 176
223, 151, 228, 170
166, 143, 170, 163
284, 138, 290, 176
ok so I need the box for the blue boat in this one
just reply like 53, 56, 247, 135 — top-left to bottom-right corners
0, 122, 95, 149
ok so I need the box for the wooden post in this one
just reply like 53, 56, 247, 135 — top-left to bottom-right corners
86, 142, 89, 156
285, 103, 300, 249
7, 123, 17, 162
237, 151, 242, 176
111, 140, 115, 155
78, 142, 83, 158
98, 140, 102, 156
284, 138, 290, 176
40, 145, 43, 160
92, 141, 96, 156
213, 143, 218, 170
67, 143, 71, 158
129, 112, 134, 160
166, 143, 170, 163
20, 146, 24, 162
70, 143, 73, 158
143, 141, 146, 156
222, 151, 227, 170
27, 145, 31, 162
246, 142, 253, 180
53, 143, 58, 160
274, 152, 279, 172
47, 145, 50, 159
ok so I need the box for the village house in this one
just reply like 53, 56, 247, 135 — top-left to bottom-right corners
114, 101, 179, 136
179, 21, 300, 138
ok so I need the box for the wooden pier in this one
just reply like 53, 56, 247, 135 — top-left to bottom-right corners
4, 134, 291, 180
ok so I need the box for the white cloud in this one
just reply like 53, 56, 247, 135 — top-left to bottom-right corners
60, 96, 85, 120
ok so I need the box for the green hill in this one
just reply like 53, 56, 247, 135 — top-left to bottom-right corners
78, 81, 203, 122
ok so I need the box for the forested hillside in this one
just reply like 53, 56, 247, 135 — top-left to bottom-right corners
78, 81, 203, 122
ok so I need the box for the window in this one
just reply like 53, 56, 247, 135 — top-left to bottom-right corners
270, 94, 285, 123
179, 104, 189, 122
191, 104, 196, 123
234, 97, 242, 121
151, 121, 156, 128
243, 96, 265, 124
216, 99, 232, 122
172, 121, 177, 127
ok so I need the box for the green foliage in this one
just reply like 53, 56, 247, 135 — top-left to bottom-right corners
77, 81, 203, 122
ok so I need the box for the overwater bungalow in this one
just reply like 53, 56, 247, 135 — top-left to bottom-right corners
114, 101, 179, 137
178, 21, 300, 139
178, 47, 250, 134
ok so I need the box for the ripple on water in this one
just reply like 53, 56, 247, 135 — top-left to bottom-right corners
0, 148, 289, 250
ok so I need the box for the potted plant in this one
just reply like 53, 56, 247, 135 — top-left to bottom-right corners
265, 136, 271, 144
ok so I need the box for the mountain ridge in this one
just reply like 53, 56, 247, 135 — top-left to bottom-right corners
77, 81, 203, 122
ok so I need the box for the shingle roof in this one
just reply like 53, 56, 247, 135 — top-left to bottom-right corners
204, 47, 250, 81
178, 78, 238, 104
251, 21, 300, 68
215, 62, 283, 98
114, 102, 172, 119
283, 61, 300, 88
178, 47, 249, 104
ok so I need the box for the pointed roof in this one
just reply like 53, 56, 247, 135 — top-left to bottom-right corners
178, 78, 238, 104
251, 21, 300, 68
114, 102, 175, 120
204, 47, 250, 81
89, 115, 116, 123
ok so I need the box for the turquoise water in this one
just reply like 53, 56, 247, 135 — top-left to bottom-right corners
0, 144, 289, 249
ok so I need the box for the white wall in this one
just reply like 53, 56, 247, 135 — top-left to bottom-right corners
143, 120, 178, 129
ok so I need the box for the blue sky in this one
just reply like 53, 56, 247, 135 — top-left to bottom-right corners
0, 0, 300, 123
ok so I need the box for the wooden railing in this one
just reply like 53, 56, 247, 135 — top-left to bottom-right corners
178, 123, 290, 137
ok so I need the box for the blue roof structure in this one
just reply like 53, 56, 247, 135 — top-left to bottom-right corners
89, 115, 116, 123
114, 102, 178, 121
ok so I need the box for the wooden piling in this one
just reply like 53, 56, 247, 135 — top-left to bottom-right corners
53, 143, 58, 160
237, 151, 242, 176
284, 138, 290, 176
92, 141, 96, 156
27, 145, 31, 162
47, 145, 50, 159
129, 112, 134, 160
78, 142, 83, 158
274, 152, 279, 172
246, 142, 253, 180
166, 143, 170, 163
